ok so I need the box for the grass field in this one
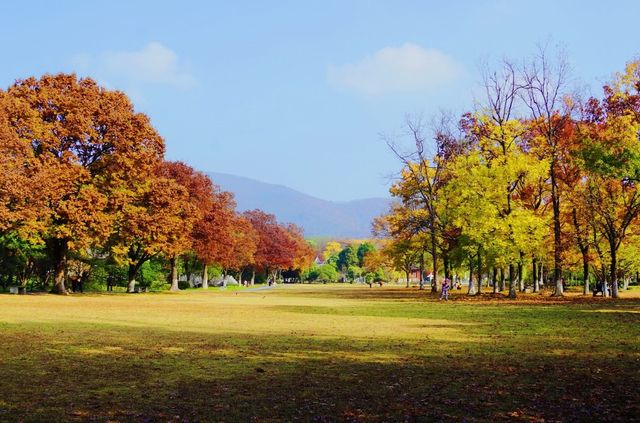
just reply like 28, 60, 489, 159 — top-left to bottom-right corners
0, 285, 639, 422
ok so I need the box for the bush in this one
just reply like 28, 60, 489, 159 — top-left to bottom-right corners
139, 259, 166, 289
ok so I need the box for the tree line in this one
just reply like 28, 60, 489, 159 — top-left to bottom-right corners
0, 74, 315, 294
377, 50, 640, 298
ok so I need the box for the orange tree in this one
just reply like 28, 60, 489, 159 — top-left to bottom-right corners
158, 161, 212, 290
192, 190, 237, 288
2, 74, 164, 294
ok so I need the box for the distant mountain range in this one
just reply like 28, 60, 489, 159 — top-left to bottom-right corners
207, 172, 392, 238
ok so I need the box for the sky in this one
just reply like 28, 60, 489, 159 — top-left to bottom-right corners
0, 0, 638, 201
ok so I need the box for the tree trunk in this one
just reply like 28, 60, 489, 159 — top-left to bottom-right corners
202, 263, 209, 289
623, 277, 629, 291
170, 255, 179, 291
52, 264, 67, 295
251, 269, 255, 286
610, 241, 619, 298
443, 252, 451, 282
405, 270, 410, 288
551, 160, 563, 296
476, 249, 482, 295
419, 251, 425, 290
532, 257, 538, 293
499, 267, 505, 291
467, 256, 475, 295
52, 256, 68, 295
539, 263, 544, 288
430, 228, 438, 293
518, 257, 524, 292
50, 241, 69, 295
492, 267, 498, 294
127, 263, 137, 293
582, 250, 590, 295
508, 264, 516, 299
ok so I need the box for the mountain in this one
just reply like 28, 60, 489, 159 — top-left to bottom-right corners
207, 172, 392, 238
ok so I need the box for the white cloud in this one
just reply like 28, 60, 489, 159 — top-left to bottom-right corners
102, 42, 196, 89
70, 42, 196, 91
327, 43, 463, 96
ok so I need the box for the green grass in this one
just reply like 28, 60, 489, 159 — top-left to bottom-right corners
0, 285, 638, 422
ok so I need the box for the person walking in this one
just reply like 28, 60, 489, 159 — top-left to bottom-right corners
439, 278, 450, 301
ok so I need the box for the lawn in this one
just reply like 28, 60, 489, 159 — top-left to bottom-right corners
0, 285, 638, 422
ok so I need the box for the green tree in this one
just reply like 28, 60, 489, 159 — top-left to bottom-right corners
336, 245, 358, 272
356, 242, 376, 266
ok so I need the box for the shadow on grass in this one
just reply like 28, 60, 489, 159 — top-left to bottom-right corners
1, 314, 638, 422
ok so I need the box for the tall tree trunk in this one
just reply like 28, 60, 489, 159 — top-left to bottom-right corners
170, 255, 179, 291
623, 276, 629, 291
532, 257, 538, 293
251, 269, 255, 286
582, 250, 590, 295
476, 248, 482, 295
508, 264, 517, 299
518, 256, 524, 292
610, 239, 619, 298
499, 267, 505, 291
600, 263, 608, 297
539, 263, 544, 288
202, 263, 209, 289
419, 250, 425, 290
405, 270, 410, 288
430, 228, 438, 293
551, 160, 563, 296
467, 256, 475, 295
443, 252, 451, 282
492, 267, 498, 294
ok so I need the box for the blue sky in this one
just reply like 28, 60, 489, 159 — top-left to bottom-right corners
1, 1, 638, 201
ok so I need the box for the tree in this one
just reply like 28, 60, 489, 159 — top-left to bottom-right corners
3, 74, 164, 294
216, 213, 259, 285
291, 231, 316, 277
356, 242, 376, 267
192, 190, 237, 288
112, 171, 196, 292
159, 161, 215, 290
521, 45, 572, 296
385, 118, 445, 292
0, 94, 46, 243
322, 241, 342, 263
576, 63, 640, 298
336, 245, 358, 273
244, 210, 303, 282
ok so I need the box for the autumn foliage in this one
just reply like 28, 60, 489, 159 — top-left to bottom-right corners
380, 56, 640, 298
0, 74, 313, 293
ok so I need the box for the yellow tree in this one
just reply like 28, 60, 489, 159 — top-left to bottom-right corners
322, 241, 342, 263
373, 205, 423, 287
457, 60, 550, 297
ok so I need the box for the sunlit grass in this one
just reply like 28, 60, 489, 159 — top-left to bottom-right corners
0, 285, 638, 421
